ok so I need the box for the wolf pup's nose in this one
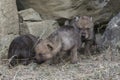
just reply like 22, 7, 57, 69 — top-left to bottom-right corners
81, 32, 86, 37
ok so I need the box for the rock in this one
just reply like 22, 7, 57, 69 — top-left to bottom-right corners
0, 35, 19, 50
17, 0, 120, 24
18, 8, 42, 21
102, 12, 120, 48
0, 0, 19, 36
19, 23, 29, 35
0, 34, 18, 59
0, 0, 19, 58
20, 20, 59, 38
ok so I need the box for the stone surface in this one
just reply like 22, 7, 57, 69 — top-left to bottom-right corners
19, 23, 29, 35
0, 0, 19, 58
20, 20, 59, 39
0, 0, 19, 36
102, 12, 120, 48
0, 34, 19, 59
18, 8, 42, 21
17, 0, 120, 24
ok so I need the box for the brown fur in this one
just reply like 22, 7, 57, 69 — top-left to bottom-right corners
35, 27, 81, 64
8, 34, 38, 67
71, 16, 95, 55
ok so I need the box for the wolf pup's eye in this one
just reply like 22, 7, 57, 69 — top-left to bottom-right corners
86, 28, 90, 30
78, 28, 82, 30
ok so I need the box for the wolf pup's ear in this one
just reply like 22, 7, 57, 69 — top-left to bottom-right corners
64, 20, 70, 26
75, 16, 80, 21
47, 44, 53, 51
90, 17, 93, 21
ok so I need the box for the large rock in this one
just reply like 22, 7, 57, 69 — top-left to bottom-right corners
19, 23, 29, 35
18, 8, 42, 21
17, 0, 120, 24
0, 35, 18, 59
102, 12, 120, 48
0, 0, 19, 58
20, 20, 59, 39
0, 0, 19, 36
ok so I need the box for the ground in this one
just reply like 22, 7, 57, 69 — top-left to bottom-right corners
0, 53, 120, 80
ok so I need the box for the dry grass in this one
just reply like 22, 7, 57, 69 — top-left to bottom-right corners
0, 49, 120, 80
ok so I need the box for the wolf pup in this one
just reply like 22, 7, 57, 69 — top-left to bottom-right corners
71, 16, 95, 56
35, 27, 81, 64
8, 34, 37, 67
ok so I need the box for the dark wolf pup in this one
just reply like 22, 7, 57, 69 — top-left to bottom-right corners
35, 27, 81, 64
8, 34, 37, 67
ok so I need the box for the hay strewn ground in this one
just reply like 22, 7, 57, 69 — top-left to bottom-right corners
0, 52, 120, 80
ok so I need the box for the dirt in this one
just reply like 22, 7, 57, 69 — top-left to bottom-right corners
0, 52, 120, 80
